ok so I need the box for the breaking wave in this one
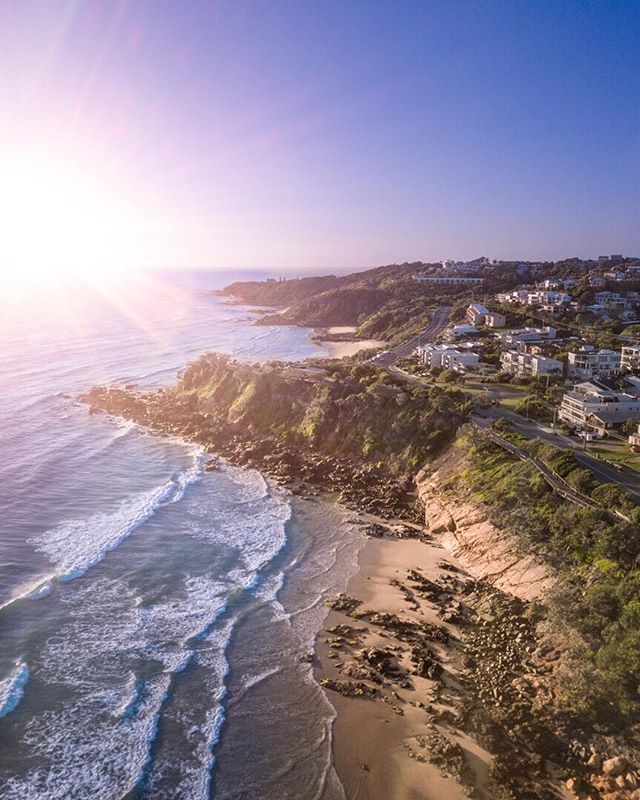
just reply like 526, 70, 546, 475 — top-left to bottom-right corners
0, 661, 30, 719
31, 447, 205, 581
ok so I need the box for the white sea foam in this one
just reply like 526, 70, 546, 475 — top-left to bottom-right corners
224, 463, 270, 503
141, 619, 234, 800
29, 582, 52, 600
0, 576, 55, 613
31, 448, 205, 581
8, 573, 233, 800
0, 661, 29, 718
2, 673, 174, 800
184, 471, 292, 611
110, 416, 138, 439
4, 452, 297, 798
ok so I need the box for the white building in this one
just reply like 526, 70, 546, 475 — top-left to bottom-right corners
515, 263, 542, 276
495, 289, 571, 307
441, 257, 492, 273
621, 345, 640, 372
416, 343, 480, 372
566, 347, 621, 381
413, 275, 484, 285
629, 423, 640, 449
585, 303, 609, 317
500, 351, 563, 378
485, 312, 506, 328
444, 323, 478, 339
558, 380, 640, 432
595, 291, 623, 303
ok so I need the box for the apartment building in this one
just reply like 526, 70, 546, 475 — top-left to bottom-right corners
416, 343, 480, 372
495, 289, 571, 307
500, 350, 562, 378
413, 275, 484, 285
566, 347, 621, 381
497, 326, 557, 347
465, 303, 490, 325
621, 345, 640, 372
558, 380, 640, 432
485, 312, 506, 328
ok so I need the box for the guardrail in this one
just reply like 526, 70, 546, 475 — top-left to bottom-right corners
470, 420, 632, 522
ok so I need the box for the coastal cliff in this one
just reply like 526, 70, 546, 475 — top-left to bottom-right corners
82, 353, 471, 520
416, 443, 558, 602
216, 262, 471, 344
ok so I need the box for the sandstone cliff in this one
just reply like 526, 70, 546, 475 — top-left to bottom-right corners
415, 446, 558, 602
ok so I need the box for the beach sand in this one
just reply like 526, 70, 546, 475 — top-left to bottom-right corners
326, 326, 358, 335
319, 339, 388, 359
315, 528, 492, 800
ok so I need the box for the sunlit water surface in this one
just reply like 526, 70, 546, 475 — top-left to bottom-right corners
0, 270, 362, 800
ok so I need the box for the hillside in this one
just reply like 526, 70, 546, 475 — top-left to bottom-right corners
217, 262, 480, 343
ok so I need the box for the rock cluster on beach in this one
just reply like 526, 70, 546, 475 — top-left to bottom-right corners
320, 558, 640, 800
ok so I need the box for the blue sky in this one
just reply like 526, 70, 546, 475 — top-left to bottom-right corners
1, 0, 639, 270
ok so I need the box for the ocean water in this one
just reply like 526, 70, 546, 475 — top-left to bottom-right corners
0, 270, 363, 799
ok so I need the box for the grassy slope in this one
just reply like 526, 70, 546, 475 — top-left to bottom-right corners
454, 429, 640, 724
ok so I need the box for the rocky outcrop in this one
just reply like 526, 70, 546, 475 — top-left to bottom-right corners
415, 459, 557, 603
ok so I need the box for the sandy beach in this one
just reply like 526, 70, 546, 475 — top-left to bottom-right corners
320, 338, 388, 358
315, 522, 492, 800
313, 327, 388, 359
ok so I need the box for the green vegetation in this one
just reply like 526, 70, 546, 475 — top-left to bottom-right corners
456, 430, 640, 724
174, 353, 472, 477
512, 397, 553, 421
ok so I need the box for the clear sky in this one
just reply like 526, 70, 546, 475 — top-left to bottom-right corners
1, 0, 639, 273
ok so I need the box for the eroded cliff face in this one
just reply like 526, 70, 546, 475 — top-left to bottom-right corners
415, 448, 558, 603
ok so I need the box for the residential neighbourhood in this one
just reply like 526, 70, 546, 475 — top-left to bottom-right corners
407, 253, 640, 451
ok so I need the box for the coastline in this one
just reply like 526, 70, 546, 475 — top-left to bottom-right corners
312, 325, 388, 359
317, 337, 388, 359
312, 495, 590, 800
79, 352, 640, 799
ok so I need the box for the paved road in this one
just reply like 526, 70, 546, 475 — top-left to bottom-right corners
471, 418, 602, 508
374, 306, 451, 367
476, 405, 640, 504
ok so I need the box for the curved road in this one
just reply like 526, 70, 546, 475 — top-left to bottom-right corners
374, 306, 451, 367
477, 406, 640, 504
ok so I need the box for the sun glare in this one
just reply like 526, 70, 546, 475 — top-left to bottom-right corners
0, 154, 139, 288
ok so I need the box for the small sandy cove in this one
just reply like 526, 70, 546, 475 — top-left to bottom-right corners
315, 326, 388, 359
315, 523, 492, 800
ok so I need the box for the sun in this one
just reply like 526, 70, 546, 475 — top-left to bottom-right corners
0, 153, 139, 287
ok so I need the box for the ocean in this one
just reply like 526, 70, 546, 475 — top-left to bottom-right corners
0, 270, 363, 799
